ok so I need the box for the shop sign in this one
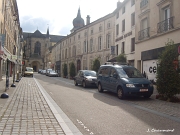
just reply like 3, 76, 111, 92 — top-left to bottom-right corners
12, 55, 17, 60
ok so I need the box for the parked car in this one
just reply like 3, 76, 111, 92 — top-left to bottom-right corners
47, 70, 58, 77
46, 69, 52, 76
74, 70, 97, 88
96, 64, 154, 99
24, 67, 33, 77
38, 69, 42, 73
41, 70, 46, 75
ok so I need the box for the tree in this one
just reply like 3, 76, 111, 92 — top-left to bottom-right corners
92, 58, 100, 72
116, 53, 127, 64
69, 62, 76, 78
63, 63, 68, 77
156, 40, 180, 100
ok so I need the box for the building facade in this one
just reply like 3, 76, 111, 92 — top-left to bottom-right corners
57, 8, 115, 77
22, 29, 64, 72
0, 0, 22, 82
135, 0, 180, 82
114, 0, 136, 66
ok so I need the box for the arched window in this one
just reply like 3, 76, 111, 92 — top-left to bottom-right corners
34, 42, 41, 55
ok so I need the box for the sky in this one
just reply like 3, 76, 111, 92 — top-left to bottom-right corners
16, 0, 123, 36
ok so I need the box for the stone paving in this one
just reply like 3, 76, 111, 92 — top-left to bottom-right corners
0, 78, 65, 135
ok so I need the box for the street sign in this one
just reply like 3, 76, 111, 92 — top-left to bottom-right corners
178, 45, 180, 54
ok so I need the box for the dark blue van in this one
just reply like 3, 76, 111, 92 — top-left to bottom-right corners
96, 64, 154, 99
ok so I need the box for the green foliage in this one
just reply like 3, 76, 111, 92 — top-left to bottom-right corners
116, 53, 127, 63
69, 62, 76, 78
92, 58, 100, 72
63, 63, 68, 77
156, 40, 180, 99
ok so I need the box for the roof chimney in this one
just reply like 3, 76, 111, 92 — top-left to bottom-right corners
86, 15, 90, 25
117, 1, 121, 8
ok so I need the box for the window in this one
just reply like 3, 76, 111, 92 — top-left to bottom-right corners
73, 46, 76, 56
70, 38, 71, 43
131, 0, 135, 6
98, 36, 102, 50
84, 41, 86, 53
84, 31, 87, 37
78, 34, 80, 39
121, 42, 125, 53
107, 22, 111, 28
69, 47, 71, 57
99, 67, 109, 77
116, 24, 119, 36
116, 44, 118, 55
110, 68, 117, 77
65, 49, 67, 58
122, 6, 125, 14
74, 36, 75, 41
140, 0, 148, 8
90, 38, 93, 52
131, 13, 135, 26
34, 42, 41, 55
99, 25, 102, 32
106, 34, 111, 49
131, 38, 135, 52
122, 19, 125, 32
91, 29, 93, 34
116, 12, 119, 19
141, 18, 148, 30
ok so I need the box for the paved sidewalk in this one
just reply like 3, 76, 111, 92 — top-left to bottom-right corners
0, 77, 80, 135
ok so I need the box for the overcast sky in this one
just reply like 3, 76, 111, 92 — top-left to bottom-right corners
16, 0, 123, 36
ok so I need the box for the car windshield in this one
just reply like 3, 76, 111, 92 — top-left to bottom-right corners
50, 70, 56, 73
26, 68, 33, 71
116, 67, 143, 78
84, 71, 96, 77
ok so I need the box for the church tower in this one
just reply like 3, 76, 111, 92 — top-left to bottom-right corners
71, 8, 85, 33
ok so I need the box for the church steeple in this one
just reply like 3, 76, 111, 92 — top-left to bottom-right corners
46, 27, 49, 38
72, 7, 84, 32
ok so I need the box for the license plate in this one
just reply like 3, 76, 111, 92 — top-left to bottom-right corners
140, 89, 148, 92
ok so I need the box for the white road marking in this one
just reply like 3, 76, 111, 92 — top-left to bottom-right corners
77, 119, 94, 134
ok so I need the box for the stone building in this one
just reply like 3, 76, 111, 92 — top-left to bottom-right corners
22, 29, 64, 72
56, 7, 115, 77
0, 0, 22, 82
114, 0, 136, 66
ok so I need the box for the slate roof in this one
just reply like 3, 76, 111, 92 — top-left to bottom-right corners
23, 30, 65, 43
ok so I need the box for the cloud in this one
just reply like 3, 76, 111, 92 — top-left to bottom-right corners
20, 16, 50, 33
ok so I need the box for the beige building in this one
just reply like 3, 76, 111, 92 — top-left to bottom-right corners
135, 0, 180, 82
57, 8, 115, 77
0, 0, 22, 81
114, 0, 135, 66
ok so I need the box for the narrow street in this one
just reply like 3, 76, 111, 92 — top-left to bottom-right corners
35, 73, 180, 135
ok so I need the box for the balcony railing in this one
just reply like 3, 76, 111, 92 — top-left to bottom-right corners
157, 17, 174, 33
140, 0, 148, 8
138, 27, 150, 40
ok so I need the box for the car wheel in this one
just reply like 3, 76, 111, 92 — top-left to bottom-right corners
117, 87, 124, 99
98, 83, 103, 93
74, 80, 78, 86
144, 94, 151, 98
82, 81, 86, 88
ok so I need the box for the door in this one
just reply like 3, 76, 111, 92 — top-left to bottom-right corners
164, 7, 170, 31
109, 68, 118, 92
33, 66, 36, 72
